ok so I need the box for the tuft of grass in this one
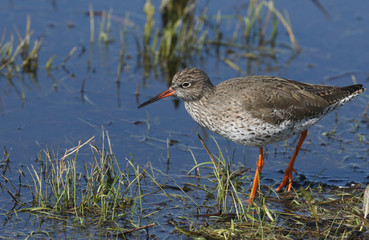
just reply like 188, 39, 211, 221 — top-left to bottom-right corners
182, 134, 368, 239
139, 0, 299, 82
188, 134, 274, 223
240, 0, 299, 50
0, 16, 42, 78
142, 0, 206, 76
172, 182, 367, 239
0, 129, 163, 235
144, 0, 155, 47
88, 5, 114, 45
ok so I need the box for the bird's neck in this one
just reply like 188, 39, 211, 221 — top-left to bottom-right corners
202, 83, 216, 100
183, 85, 215, 127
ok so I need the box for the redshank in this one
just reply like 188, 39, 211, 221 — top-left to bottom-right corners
138, 68, 365, 204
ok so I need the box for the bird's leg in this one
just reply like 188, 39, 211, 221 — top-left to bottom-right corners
249, 147, 264, 204
276, 130, 308, 192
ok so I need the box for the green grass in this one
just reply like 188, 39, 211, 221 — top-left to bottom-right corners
0, 16, 43, 77
86, 0, 299, 84
0, 16, 56, 106
0, 129, 165, 236
192, 134, 249, 220
1, 129, 367, 239
139, 0, 299, 75
178, 135, 368, 239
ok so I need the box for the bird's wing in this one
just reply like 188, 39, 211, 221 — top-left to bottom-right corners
216, 77, 334, 125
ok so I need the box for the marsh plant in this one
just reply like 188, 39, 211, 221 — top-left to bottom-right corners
0, 130, 167, 236
141, 0, 298, 76
0, 16, 44, 79
179, 134, 368, 239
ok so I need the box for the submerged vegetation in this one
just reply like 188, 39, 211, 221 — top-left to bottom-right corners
2, 130, 161, 237
173, 185, 367, 239
1, 131, 368, 239
140, 0, 300, 81
0, 16, 43, 78
0, 16, 44, 106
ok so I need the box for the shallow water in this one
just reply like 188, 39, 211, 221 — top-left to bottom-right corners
0, 0, 368, 238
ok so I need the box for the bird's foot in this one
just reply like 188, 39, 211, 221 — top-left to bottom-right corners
275, 168, 297, 192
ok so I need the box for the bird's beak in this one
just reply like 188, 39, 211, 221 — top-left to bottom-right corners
138, 88, 176, 108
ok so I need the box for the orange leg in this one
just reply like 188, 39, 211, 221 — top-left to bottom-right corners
249, 147, 264, 204
276, 130, 308, 192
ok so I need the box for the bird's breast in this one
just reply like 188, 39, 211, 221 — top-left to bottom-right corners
183, 100, 321, 147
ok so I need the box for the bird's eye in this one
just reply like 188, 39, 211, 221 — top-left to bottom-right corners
181, 82, 191, 88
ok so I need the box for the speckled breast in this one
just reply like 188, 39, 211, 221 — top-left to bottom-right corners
184, 100, 324, 147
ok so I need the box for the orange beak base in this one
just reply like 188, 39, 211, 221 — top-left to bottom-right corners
137, 88, 176, 108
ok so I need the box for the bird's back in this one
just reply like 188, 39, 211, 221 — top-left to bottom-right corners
213, 76, 364, 124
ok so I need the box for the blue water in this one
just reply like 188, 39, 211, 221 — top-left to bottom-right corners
0, 0, 368, 238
